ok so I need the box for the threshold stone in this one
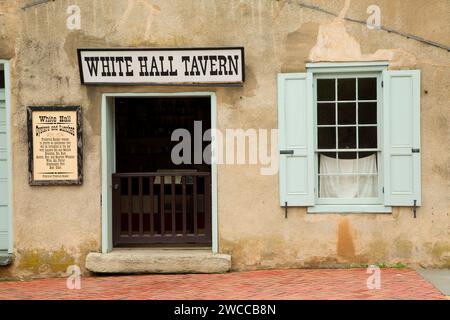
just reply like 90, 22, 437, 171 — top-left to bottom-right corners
86, 249, 231, 274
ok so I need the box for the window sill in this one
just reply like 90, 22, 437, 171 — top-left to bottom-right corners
307, 205, 392, 214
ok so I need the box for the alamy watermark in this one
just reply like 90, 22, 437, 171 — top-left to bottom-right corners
171, 121, 279, 176
66, 5, 81, 30
366, 265, 381, 290
366, 5, 381, 30
66, 265, 81, 290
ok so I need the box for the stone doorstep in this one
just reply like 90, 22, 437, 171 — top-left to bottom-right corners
85, 249, 231, 274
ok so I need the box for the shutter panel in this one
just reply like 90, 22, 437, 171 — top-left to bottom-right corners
278, 73, 314, 206
383, 70, 421, 206
0, 88, 9, 250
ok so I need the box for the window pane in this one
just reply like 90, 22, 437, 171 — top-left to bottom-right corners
338, 151, 357, 160
359, 151, 377, 159
358, 78, 377, 100
318, 152, 339, 197
338, 103, 356, 124
358, 127, 377, 148
319, 175, 340, 198
318, 127, 336, 149
338, 78, 356, 100
338, 127, 356, 149
320, 172, 358, 198
317, 103, 335, 125
318, 152, 339, 199
337, 153, 357, 194
318, 152, 338, 174
339, 176, 358, 197
321, 175, 378, 198
317, 79, 335, 101
359, 176, 378, 197
358, 152, 377, 173
358, 102, 377, 124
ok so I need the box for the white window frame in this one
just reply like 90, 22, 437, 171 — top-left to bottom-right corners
306, 62, 392, 213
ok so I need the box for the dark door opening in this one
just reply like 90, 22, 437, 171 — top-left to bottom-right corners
112, 97, 212, 247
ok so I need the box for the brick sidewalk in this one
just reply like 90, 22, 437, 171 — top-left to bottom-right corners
0, 269, 445, 300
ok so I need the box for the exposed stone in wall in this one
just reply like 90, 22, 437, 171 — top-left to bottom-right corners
0, 1, 21, 59
308, 0, 418, 67
0, 239, 98, 279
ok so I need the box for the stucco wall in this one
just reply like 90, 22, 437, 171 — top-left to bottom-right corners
0, 0, 449, 278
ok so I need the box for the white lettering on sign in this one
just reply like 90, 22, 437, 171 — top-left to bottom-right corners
78, 48, 245, 85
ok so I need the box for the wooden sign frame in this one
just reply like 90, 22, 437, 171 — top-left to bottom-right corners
77, 47, 245, 86
27, 106, 83, 185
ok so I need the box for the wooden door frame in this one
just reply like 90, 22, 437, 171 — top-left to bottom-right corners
101, 92, 218, 253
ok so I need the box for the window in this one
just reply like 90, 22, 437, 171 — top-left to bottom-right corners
315, 75, 381, 205
278, 62, 421, 213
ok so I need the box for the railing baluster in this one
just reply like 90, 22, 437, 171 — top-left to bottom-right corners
204, 175, 211, 237
127, 177, 132, 236
182, 176, 187, 236
160, 175, 165, 235
139, 177, 143, 236
193, 175, 198, 235
149, 176, 154, 236
171, 176, 176, 236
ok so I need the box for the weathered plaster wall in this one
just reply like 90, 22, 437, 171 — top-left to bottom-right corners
0, 0, 449, 278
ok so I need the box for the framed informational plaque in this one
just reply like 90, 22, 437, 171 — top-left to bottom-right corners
27, 106, 82, 185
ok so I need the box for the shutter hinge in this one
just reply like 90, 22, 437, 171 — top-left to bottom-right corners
284, 201, 288, 219
100, 193, 102, 207
382, 187, 384, 194
381, 81, 384, 88
413, 200, 417, 219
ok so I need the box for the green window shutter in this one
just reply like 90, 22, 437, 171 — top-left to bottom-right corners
383, 70, 421, 206
278, 73, 314, 206
0, 88, 8, 250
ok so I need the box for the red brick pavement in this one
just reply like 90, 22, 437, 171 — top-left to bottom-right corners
0, 269, 445, 300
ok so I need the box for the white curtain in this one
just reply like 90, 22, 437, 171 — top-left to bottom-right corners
319, 154, 378, 198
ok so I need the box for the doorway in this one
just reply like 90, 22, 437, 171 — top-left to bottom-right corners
111, 97, 212, 247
